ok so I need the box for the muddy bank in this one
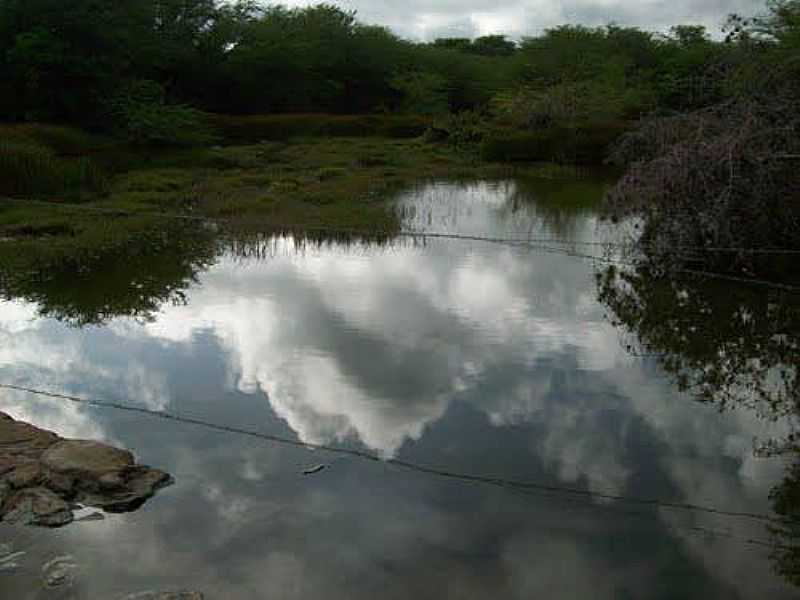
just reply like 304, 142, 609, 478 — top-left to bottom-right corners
0, 412, 172, 527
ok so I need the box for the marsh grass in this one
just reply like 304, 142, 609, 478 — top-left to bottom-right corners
0, 140, 107, 198
0, 132, 520, 247
0, 124, 109, 198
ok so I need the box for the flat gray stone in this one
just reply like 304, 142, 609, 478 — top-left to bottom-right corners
0, 412, 172, 527
41, 440, 134, 477
4, 487, 73, 527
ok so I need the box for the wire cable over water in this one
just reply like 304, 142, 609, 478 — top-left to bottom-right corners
5, 195, 800, 251
0, 382, 783, 527
3, 196, 800, 292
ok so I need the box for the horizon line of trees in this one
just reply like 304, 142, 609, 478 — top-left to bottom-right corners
0, 0, 781, 128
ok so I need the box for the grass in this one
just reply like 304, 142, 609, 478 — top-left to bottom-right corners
0, 131, 518, 242
0, 140, 108, 198
103, 137, 517, 232
2, 116, 621, 252
0, 124, 110, 198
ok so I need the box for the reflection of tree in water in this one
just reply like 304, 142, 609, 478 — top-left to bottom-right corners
0, 223, 217, 326
222, 228, 398, 262
395, 175, 613, 241
500, 173, 613, 239
597, 266, 799, 419
596, 263, 800, 585
770, 462, 800, 587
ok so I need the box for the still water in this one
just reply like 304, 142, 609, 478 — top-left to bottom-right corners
0, 177, 797, 598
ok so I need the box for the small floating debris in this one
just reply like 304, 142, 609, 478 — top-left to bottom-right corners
302, 464, 327, 476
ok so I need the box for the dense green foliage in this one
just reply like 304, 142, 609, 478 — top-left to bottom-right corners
1, 1, 782, 128
1, 1, 798, 251
0, 1, 509, 123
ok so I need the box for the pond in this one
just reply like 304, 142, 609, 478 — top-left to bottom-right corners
0, 176, 797, 599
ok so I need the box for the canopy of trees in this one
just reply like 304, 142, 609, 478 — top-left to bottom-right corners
2, 0, 791, 128
0, 1, 514, 123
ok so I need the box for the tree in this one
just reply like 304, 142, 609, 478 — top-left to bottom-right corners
597, 266, 800, 420
469, 35, 517, 57
433, 38, 472, 52
0, 0, 152, 121
0, 223, 217, 326
0, 0, 254, 122
605, 0, 800, 277
769, 459, 800, 587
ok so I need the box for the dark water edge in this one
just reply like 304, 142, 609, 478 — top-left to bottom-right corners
0, 177, 797, 599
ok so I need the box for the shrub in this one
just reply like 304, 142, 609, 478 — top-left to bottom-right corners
109, 80, 218, 147
425, 111, 489, 150
492, 80, 651, 130
481, 121, 628, 164
605, 97, 800, 276
390, 71, 450, 115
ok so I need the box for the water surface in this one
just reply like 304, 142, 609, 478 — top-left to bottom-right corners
0, 177, 796, 599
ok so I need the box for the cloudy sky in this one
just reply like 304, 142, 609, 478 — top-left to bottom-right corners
275, 0, 764, 39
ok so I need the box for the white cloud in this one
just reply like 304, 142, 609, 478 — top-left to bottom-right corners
271, 0, 764, 39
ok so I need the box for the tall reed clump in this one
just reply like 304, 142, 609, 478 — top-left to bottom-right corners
0, 140, 107, 199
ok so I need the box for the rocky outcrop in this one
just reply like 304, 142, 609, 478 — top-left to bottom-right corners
0, 412, 172, 527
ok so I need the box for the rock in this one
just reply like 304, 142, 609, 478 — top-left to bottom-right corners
0, 412, 173, 528
74, 511, 105, 522
4, 487, 73, 527
42, 440, 134, 477
0, 481, 11, 505
0, 419, 59, 460
44, 470, 76, 494
42, 555, 78, 589
0, 457, 16, 477
5, 462, 44, 488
